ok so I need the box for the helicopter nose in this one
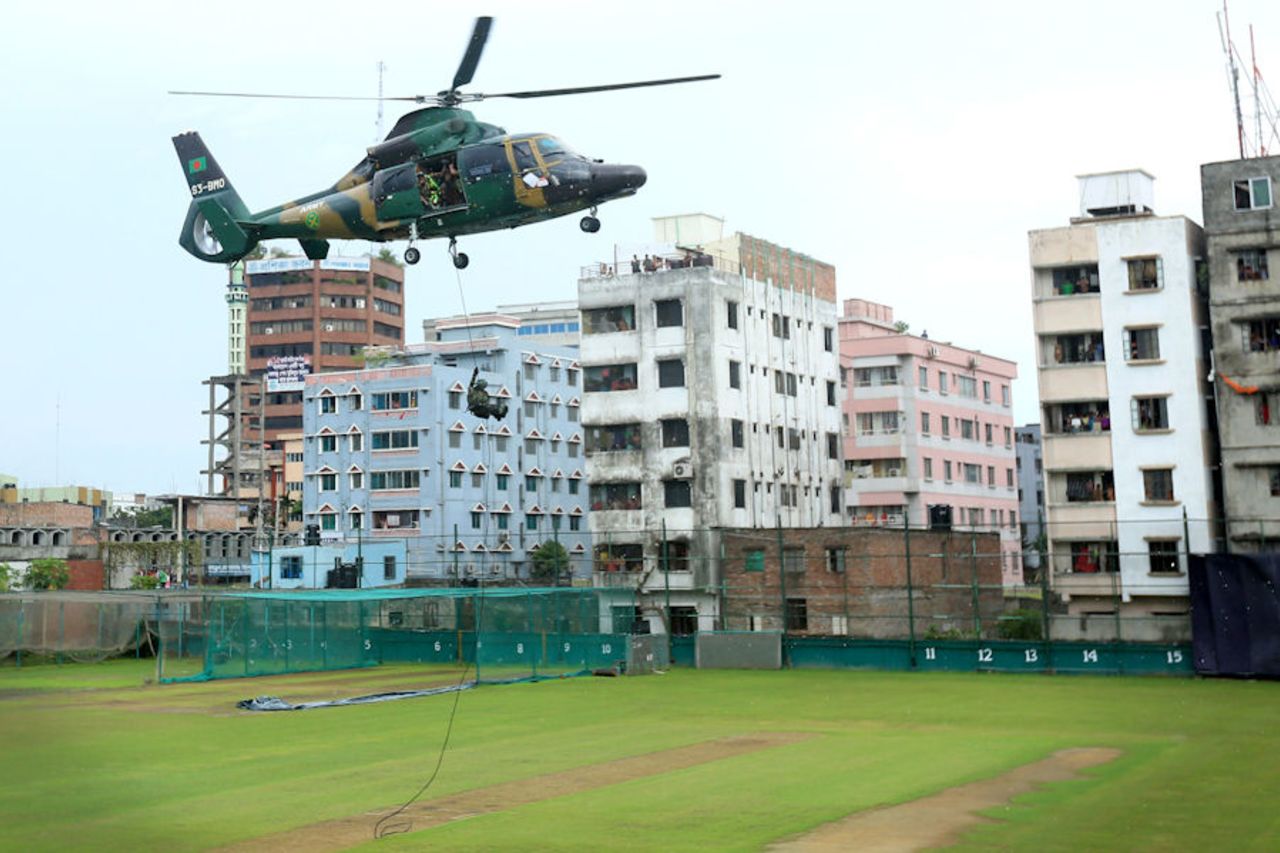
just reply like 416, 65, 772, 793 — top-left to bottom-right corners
591, 163, 647, 197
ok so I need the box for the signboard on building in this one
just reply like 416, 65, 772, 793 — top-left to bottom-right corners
245, 257, 373, 275
266, 355, 311, 392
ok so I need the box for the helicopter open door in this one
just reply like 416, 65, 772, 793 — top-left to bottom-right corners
506, 138, 549, 209
372, 162, 426, 222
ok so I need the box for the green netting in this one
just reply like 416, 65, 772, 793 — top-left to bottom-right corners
154, 587, 633, 684
0, 592, 154, 663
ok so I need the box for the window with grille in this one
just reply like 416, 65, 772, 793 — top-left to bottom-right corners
1143, 468, 1175, 502
655, 299, 683, 327
657, 359, 685, 388
1148, 540, 1180, 574
1127, 257, 1163, 290
1124, 327, 1161, 361
1237, 248, 1269, 281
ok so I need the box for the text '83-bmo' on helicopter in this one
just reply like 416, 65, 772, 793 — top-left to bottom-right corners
170, 17, 717, 269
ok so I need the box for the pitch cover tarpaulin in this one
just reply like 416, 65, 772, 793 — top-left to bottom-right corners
1189, 553, 1280, 678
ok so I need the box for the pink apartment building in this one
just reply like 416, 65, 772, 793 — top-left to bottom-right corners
839, 299, 1024, 585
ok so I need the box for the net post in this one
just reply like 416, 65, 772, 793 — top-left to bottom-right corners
775, 517, 787, 668
970, 530, 981, 638
904, 514, 916, 669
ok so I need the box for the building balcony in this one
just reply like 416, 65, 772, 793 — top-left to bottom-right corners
845, 473, 919, 495
1042, 432, 1112, 471
1051, 571, 1123, 599
1038, 364, 1108, 403
1033, 296, 1103, 335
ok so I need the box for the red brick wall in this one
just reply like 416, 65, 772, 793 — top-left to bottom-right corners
0, 502, 94, 528
66, 560, 105, 590
721, 527, 1005, 638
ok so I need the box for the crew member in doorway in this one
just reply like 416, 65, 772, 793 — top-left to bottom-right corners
467, 368, 508, 420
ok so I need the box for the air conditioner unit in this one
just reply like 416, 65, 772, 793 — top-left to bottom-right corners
324, 324, 334, 332
264, 327, 274, 335
498, 531, 510, 543
672, 461, 693, 480
887, 468, 901, 477
926, 345, 939, 358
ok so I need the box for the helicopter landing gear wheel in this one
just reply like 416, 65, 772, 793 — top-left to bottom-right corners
580, 215, 601, 233
404, 247, 421, 265
448, 237, 469, 269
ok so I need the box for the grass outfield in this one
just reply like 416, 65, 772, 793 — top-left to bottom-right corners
1, 660, 1278, 851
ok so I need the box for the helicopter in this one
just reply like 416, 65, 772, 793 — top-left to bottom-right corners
171, 17, 717, 269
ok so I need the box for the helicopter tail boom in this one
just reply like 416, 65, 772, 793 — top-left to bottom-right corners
173, 131, 258, 263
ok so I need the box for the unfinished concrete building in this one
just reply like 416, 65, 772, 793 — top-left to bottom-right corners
1201, 155, 1280, 550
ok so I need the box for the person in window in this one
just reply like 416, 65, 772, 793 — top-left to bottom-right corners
418, 168, 441, 208
438, 161, 463, 206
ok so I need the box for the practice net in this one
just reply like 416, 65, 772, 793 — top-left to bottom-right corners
154, 587, 638, 683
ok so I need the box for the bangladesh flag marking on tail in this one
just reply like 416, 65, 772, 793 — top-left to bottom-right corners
188, 157, 207, 174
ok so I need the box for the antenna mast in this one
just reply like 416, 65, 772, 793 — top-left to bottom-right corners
373, 59, 384, 140
1252, 25, 1263, 154
1218, 1, 1246, 159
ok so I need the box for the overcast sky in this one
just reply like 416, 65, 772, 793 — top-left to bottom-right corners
2, 0, 1275, 495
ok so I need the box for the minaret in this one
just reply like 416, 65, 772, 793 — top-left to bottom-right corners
226, 262, 248, 374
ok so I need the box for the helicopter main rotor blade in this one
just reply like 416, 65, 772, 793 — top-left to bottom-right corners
472, 74, 721, 101
451, 16, 493, 93
168, 90, 427, 102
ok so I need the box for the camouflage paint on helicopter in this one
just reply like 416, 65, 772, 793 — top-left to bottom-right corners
174, 108, 646, 267
172, 16, 714, 268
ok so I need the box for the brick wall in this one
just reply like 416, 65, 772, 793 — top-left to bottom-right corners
66, 560, 105, 590
0, 502, 94, 528
720, 527, 1005, 639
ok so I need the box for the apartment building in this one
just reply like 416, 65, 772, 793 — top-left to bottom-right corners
1200, 155, 1280, 550
426, 301, 582, 348
1015, 424, 1046, 576
839, 299, 1022, 584
299, 316, 589, 585
578, 214, 843, 632
1029, 170, 1218, 620
243, 256, 406, 442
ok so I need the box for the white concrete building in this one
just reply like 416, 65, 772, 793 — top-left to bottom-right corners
1028, 170, 1218, 629
578, 215, 844, 634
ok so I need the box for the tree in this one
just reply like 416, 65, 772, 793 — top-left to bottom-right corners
110, 506, 172, 528
530, 541, 570, 585
0, 563, 11, 592
376, 246, 404, 267
893, 321, 910, 334
28, 558, 70, 591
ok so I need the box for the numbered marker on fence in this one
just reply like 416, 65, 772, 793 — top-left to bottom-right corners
924, 647, 936, 661
1083, 649, 1098, 663
1167, 650, 1183, 664
602, 643, 612, 655
1024, 648, 1038, 663
434, 641, 442, 652
516, 642, 524, 655
978, 648, 993, 663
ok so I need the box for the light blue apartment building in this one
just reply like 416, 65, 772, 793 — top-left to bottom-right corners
300, 315, 590, 584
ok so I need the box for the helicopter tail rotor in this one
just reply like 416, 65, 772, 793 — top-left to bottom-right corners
172, 131, 257, 263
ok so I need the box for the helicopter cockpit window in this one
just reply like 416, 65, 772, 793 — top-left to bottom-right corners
536, 137, 567, 160
512, 140, 538, 172
459, 144, 511, 182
